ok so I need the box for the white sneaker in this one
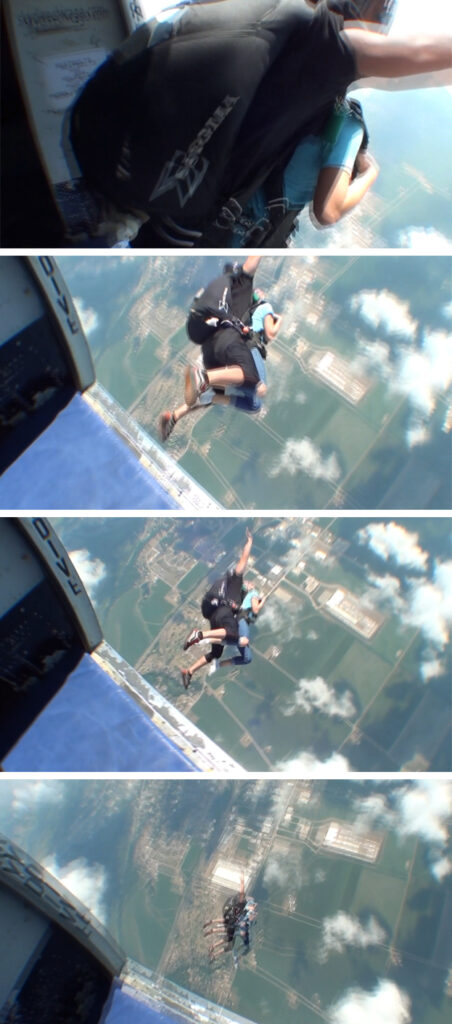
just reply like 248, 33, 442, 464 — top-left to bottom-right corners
208, 660, 219, 676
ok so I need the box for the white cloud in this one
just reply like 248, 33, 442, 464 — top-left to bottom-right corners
9, 781, 64, 816
362, 539, 452, 665
406, 417, 431, 449
275, 752, 351, 776
263, 850, 304, 889
283, 677, 356, 720
398, 228, 452, 253
364, 572, 405, 618
350, 290, 418, 340
420, 655, 445, 682
404, 559, 452, 650
42, 855, 108, 924
355, 337, 392, 380
320, 912, 386, 959
423, 330, 452, 393
358, 522, 428, 573
366, 571, 402, 599
69, 548, 107, 597
354, 792, 388, 826
355, 322, 452, 446
396, 781, 452, 846
258, 595, 304, 643
356, 781, 452, 865
270, 437, 341, 483
73, 297, 99, 335
395, 330, 452, 417
431, 856, 452, 883
329, 980, 411, 1024
434, 560, 452, 621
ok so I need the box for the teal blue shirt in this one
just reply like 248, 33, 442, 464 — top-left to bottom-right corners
241, 589, 260, 621
251, 302, 274, 336
231, 105, 364, 244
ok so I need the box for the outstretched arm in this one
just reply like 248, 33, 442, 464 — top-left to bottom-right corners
243, 255, 263, 278
313, 151, 379, 226
235, 528, 253, 576
344, 29, 452, 80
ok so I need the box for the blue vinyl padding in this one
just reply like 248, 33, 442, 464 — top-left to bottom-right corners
0, 395, 178, 510
104, 986, 185, 1024
3, 654, 195, 772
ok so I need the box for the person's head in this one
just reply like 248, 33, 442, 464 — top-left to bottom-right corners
312, 0, 397, 31
241, 580, 259, 603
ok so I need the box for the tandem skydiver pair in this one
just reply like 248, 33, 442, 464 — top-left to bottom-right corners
180, 529, 267, 690
69, 0, 452, 247
158, 256, 282, 442
203, 873, 258, 966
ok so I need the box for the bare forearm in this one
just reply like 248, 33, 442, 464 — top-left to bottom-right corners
243, 255, 262, 277
264, 314, 282, 342
339, 162, 379, 216
313, 158, 378, 226
236, 532, 253, 575
345, 30, 452, 79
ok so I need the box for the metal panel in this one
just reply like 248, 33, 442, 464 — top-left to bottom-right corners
17, 517, 103, 653
2, 0, 128, 236
25, 256, 95, 392
0, 834, 125, 975
0, 887, 49, 1007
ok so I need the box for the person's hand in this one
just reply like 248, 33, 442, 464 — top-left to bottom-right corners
246, 528, 253, 543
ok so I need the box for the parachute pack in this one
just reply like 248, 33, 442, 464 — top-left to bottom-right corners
201, 575, 230, 620
186, 267, 270, 360
187, 271, 242, 344
223, 893, 246, 927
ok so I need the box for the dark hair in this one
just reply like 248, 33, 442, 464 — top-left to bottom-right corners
326, 0, 396, 28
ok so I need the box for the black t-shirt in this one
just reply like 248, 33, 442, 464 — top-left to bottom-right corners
209, 569, 243, 640
71, 0, 356, 235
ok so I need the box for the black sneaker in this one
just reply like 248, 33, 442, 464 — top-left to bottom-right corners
183, 628, 203, 651
181, 669, 192, 690
158, 411, 175, 442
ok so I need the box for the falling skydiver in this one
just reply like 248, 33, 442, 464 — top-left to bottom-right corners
203, 874, 258, 965
181, 528, 255, 689
158, 255, 282, 442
